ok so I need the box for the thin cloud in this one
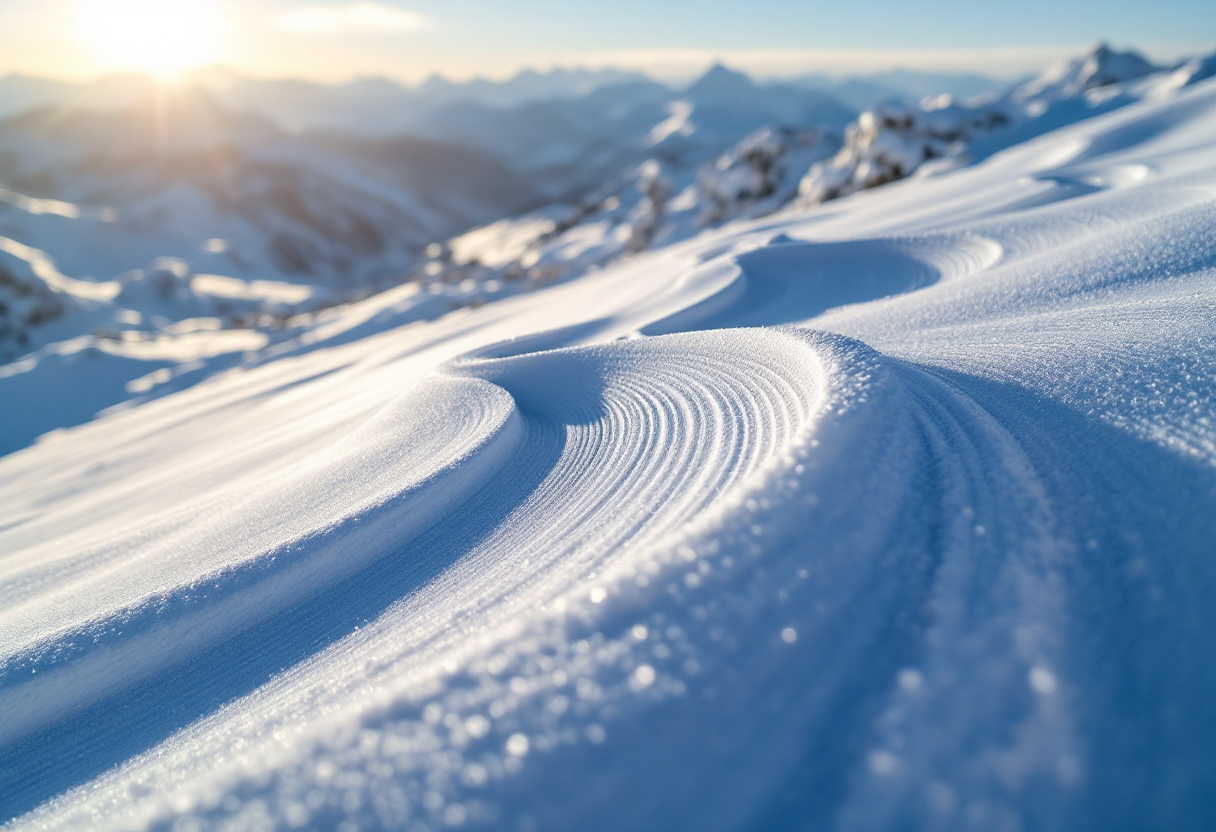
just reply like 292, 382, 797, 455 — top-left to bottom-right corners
273, 2, 429, 36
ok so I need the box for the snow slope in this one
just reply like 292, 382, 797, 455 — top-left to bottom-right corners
2, 71, 1216, 832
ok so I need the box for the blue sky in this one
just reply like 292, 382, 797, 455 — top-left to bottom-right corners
2, 0, 1214, 82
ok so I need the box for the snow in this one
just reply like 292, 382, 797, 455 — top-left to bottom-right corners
0, 91, 542, 301
647, 100, 696, 145
431, 126, 838, 293
2, 64, 1216, 832
190, 274, 318, 306
798, 43, 1216, 206
0, 236, 120, 303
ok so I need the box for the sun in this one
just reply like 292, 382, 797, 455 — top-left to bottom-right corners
76, 0, 222, 78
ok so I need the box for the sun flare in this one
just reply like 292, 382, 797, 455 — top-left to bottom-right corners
76, 0, 221, 78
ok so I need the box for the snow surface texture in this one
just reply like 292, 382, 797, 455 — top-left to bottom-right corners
3, 73, 1216, 832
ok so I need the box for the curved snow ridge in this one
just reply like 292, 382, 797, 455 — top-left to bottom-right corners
0, 374, 525, 744
5, 327, 869, 830
441, 325, 833, 547
642, 233, 1001, 335
1004, 160, 1157, 220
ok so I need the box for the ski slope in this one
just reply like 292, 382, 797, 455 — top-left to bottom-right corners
2, 74, 1216, 831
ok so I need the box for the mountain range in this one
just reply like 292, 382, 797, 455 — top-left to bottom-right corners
2, 45, 1213, 386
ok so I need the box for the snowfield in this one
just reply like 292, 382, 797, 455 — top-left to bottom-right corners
2, 69, 1216, 832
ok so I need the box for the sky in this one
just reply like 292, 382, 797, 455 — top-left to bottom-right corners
2, 0, 1214, 84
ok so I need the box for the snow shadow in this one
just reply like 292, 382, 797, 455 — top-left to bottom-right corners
916, 367, 1216, 832
642, 238, 941, 335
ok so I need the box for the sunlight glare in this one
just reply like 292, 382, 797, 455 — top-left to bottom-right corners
76, 0, 221, 78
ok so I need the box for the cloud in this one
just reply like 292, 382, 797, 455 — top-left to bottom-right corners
273, 2, 429, 36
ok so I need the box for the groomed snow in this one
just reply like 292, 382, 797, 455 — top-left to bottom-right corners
2, 75, 1216, 831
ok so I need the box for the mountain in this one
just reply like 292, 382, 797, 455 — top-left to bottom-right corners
790, 68, 1010, 110
660, 64, 855, 150
0, 88, 544, 359
405, 65, 859, 287
0, 73, 158, 120
410, 44, 1216, 314
0, 67, 650, 120
431, 125, 839, 290
179, 66, 660, 136
798, 43, 1216, 205
0, 89, 542, 279
0, 67, 663, 137
0, 61, 862, 367
1016, 43, 1158, 100
411, 66, 656, 108
340, 64, 856, 200
0, 65, 856, 203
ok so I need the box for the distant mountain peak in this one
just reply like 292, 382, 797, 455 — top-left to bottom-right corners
1020, 42, 1160, 100
684, 63, 756, 100
418, 73, 455, 92
1075, 42, 1158, 90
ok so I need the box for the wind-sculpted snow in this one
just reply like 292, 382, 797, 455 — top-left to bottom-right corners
0, 372, 523, 740
3, 75, 1216, 832
643, 233, 1001, 334
1, 326, 837, 824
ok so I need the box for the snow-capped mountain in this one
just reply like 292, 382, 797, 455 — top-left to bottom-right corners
392, 64, 856, 200
202, 66, 661, 130
0, 67, 657, 125
0, 63, 861, 365
790, 68, 1009, 111
0, 87, 544, 358
413, 44, 1216, 296
0, 90, 541, 282
659, 64, 855, 151
798, 43, 1216, 204
433, 125, 838, 290
0, 66, 857, 201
